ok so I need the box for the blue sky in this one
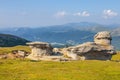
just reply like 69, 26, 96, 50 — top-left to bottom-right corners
0, 0, 120, 27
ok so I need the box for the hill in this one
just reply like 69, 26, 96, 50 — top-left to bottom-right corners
0, 34, 29, 47
0, 22, 120, 49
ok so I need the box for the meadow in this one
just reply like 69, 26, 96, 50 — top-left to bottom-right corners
0, 46, 120, 80
0, 46, 31, 54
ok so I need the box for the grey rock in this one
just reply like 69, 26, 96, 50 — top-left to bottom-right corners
26, 41, 53, 60
25, 31, 116, 61
94, 31, 112, 45
61, 31, 116, 60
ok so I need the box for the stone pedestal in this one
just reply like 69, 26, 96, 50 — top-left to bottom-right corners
26, 42, 53, 60
94, 31, 112, 45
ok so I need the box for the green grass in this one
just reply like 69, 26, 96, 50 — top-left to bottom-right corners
0, 59, 120, 80
0, 45, 31, 54
112, 52, 120, 61
0, 46, 120, 80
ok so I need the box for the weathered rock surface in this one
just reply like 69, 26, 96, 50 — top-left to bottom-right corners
60, 31, 116, 60
0, 50, 30, 59
94, 31, 112, 45
62, 42, 116, 60
25, 31, 116, 61
26, 42, 53, 60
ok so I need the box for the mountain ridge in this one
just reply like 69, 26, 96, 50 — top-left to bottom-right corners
0, 22, 120, 49
0, 34, 29, 47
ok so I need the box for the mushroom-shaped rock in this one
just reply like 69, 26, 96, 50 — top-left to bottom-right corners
26, 41, 53, 60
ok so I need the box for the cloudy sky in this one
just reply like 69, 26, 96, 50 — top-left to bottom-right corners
0, 0, 119, 27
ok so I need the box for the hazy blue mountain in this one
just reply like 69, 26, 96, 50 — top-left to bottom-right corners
0, 22, 120, 49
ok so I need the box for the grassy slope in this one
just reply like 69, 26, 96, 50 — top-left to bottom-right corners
0, 46, 120, 80
0, 46, 31, 54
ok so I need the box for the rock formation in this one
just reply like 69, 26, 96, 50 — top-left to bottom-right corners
0, 50, 30, 59
94, 31, 112, 45
26, 42, 53, 60
25, 31, 116, 61
61, 31, 116, 60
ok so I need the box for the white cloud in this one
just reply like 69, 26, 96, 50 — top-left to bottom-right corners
55, 11, 67, 18
54, 11, 90, 18
82, 11, 90, 17
73, 12, 81, 16
103, 9, 118, 19
73, 11, 90, 17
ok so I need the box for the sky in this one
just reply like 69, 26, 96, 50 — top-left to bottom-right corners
0, 0, 120, 27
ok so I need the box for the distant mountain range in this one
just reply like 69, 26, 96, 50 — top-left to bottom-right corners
0, 34, 29, 47
0, 22, 120, 49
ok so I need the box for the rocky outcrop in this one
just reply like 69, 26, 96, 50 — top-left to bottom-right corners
0, 50, 30, 59
94, 31, 112, 45
25, 31, 116, 61
26, 42, 53, 60
61, 31, 116, 60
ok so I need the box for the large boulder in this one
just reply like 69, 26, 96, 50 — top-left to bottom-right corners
26, 42, 53, 60
61, 31, 116, 60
